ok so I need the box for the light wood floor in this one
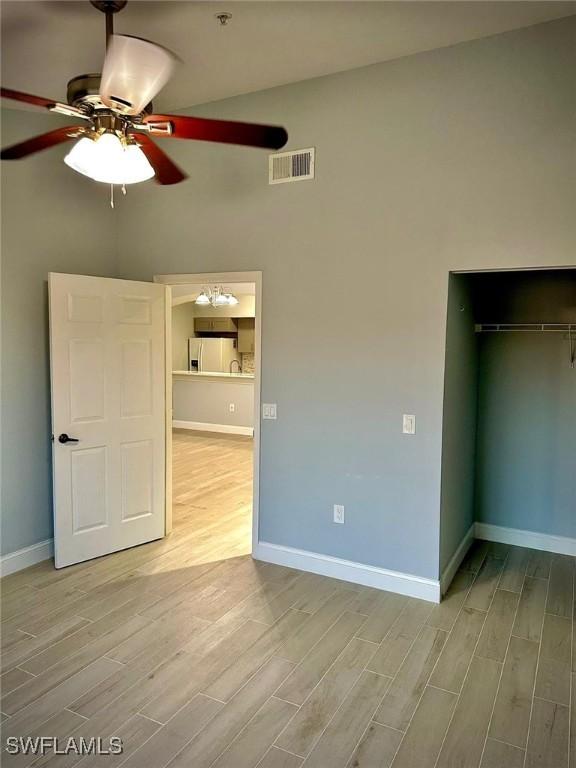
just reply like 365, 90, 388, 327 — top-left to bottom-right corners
1, 432, 574, 767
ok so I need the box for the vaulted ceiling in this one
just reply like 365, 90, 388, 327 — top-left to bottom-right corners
2, 1, 575, 112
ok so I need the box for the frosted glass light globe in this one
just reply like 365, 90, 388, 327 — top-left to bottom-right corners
64, 133, 154, 185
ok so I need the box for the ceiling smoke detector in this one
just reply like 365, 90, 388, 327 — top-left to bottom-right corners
215, 12, 232, 26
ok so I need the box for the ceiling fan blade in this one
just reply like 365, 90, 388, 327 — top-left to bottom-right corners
100, 34, 176, 116
1, 126, 81, 160
133, 134, 187, 185
143, 114, 288, 150
1, 87, 58, 110
2, 87, 90, 120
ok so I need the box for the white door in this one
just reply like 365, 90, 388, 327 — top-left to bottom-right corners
49, 273, 167, 568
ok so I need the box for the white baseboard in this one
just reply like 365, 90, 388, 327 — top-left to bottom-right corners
0, 539, 54, 577
440, 524, 475, 595
253, 541, 440, 603
173, 420, 254, 437
475, 523, 576, 556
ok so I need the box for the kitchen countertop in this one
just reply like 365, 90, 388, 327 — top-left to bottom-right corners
172, 370, 254, 380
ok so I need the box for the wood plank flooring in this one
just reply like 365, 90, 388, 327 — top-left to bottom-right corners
1, 431, 575, 767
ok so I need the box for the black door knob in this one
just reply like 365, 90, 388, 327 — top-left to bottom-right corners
58, 433, 79, 444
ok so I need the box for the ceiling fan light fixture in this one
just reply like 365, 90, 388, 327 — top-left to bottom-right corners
0, 2, 288, 189
120, 142, 155, 184
63, 136, 98, 177
64, 132, 154, 185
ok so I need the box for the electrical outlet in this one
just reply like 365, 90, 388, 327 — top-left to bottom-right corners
333, 504, 345, 524
229, 403, 235, 413
263, 403, 277, 420
403, 414, 416, 434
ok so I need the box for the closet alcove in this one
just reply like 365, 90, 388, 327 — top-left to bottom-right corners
440, 269, 576, 582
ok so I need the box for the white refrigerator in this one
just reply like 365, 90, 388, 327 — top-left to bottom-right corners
188, 337, 238, 373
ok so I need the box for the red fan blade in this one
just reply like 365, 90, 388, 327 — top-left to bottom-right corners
1, 126, 81, 160
143, 114, 288, 150
1, 87, 58, 110
133, 133, 187, 185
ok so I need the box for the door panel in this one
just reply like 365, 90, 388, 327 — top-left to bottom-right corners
69, 338, 105, 422
121, 339, 153, 417
118, 295, 152, 325
67, 293, 104, 323
71, 447, 108, 532
49, 273, 167, 568
121, 440, 153, 521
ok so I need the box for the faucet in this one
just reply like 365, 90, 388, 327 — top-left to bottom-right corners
229, 359, 242, 374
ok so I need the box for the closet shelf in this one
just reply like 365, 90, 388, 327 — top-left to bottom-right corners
475, 323, 575, 333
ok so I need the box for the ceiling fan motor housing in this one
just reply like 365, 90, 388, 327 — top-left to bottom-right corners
67, 73, 103, 107
67, 73, 153, 116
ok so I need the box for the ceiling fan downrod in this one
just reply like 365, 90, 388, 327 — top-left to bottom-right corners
89, 0, 128, 48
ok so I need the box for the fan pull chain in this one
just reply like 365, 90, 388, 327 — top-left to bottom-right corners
108, 185, 127, 208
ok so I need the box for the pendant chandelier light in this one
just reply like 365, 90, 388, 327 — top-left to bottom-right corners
195, 286, 239, 308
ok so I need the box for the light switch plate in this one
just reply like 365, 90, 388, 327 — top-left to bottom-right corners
333, 504, 345, 524
403, 414, 416, 434
263, 403, 277, 420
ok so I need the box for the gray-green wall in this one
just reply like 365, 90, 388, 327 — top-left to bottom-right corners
2, 18, 575, 579
115, 18, 576, 579
439, 275, 479, 572
475, 332, 575, 538
1, 110, 116, 555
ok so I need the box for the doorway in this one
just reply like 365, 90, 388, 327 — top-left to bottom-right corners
155, 272, 262, 559
440, 268, 576, 588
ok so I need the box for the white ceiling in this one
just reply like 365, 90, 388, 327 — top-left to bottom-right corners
2, 1, 575, 112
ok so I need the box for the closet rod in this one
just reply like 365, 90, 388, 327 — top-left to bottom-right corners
475, 323, 575, 333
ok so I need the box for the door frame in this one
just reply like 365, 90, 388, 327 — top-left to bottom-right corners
154, 271, 262, 553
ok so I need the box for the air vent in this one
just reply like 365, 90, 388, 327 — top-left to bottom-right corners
269, 147, 315, 184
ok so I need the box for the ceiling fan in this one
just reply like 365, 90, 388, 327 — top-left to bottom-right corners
0, 0, 288, 189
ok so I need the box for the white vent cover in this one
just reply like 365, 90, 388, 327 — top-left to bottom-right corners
269, 147, 315, 184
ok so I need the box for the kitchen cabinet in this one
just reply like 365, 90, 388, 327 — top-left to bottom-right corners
237, 318, 255, 353
194, 317, 238, 333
